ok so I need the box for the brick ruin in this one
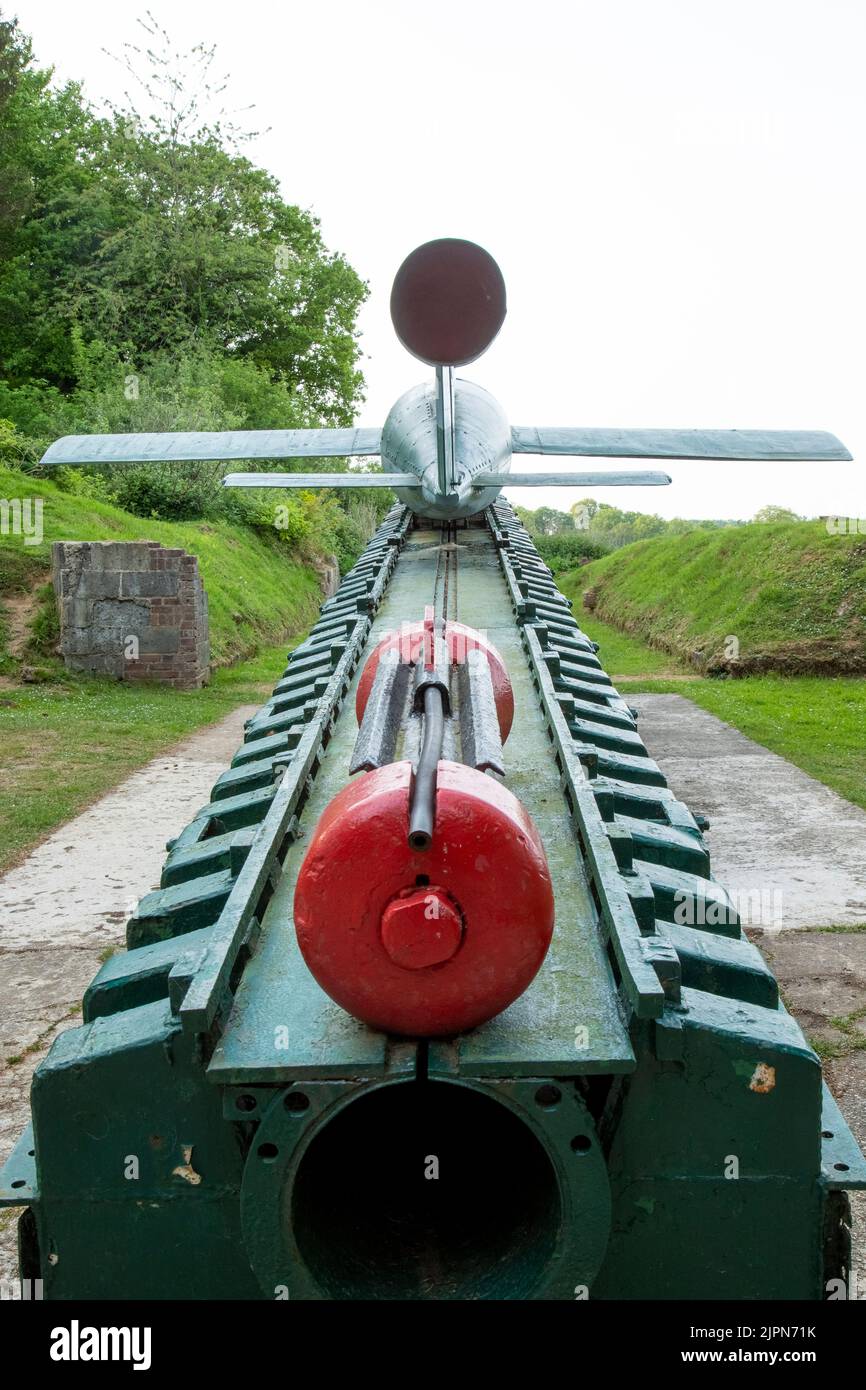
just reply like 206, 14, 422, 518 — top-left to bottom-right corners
52, 540, 210, 689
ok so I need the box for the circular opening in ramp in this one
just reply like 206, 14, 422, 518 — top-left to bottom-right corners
291, 1081, 561, 1299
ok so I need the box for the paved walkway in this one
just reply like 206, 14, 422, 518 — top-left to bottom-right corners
630, 693, 866, 930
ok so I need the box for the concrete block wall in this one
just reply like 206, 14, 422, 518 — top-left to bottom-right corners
52, 541, 210, 689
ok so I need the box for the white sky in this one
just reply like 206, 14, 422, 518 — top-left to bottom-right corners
13, 0, 866, 519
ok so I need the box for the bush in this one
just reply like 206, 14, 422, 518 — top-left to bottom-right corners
534, 531, 610, 573
52, 466, 119, 504
225, 488, 380, 573
0, 417, 43, 470
108, 463, 225, 521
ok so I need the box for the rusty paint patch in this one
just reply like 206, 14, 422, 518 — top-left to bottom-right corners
171, 1144, 202, 1185
749, 1063, 776, 1093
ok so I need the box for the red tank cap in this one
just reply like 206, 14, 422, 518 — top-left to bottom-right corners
380, 888, 463, 969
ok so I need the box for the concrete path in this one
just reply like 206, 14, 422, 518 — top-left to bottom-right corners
629, 693, 866, 930
0, 704, 258, 1286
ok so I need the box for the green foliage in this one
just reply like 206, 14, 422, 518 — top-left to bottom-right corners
517, 499, 739, 553
0, 16, 368, 420
28, 580, 59, 655
516, 504, 575, 536
572, 497, 734, 549
0, 414, 43, 467
106, 465, 219, 521
0, 12, 379, 577
533, 530, 610, 573
0, 14, 107, 387
51, 465, 119, 503
219, 474, 388, 574
0, 536, 45, 596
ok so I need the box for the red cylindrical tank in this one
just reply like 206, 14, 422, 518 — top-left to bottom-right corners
355, 619, 514, 742
293, 760, 554, 1037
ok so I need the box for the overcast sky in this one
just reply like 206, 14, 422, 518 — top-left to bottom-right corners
14, 0, 866, 519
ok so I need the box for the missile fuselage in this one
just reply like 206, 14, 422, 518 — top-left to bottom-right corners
381, 377, 511, 521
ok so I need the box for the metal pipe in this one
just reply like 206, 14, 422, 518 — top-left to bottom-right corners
408, 686, 445, 850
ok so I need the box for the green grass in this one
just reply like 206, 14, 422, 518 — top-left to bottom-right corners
0, 465, 322, 666
0, 466, 326, 868
561, 519, 866, 674
810, 1006, 866, 1061
579, 615, 866, 814
576, 612, 689, 678
0, 643, 291, 873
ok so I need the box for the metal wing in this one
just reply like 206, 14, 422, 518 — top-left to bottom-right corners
222, 471, 416, 488
510, 427, 852, 462
40, 427, 383, 467
223, 468, 672, 490
475, 470, 671, 488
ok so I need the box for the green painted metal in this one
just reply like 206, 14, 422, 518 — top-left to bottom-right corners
208, 524, 633, 1083
83, 927, 214, 1021
0, 1124, 37, 1207
1, 501, 865, 1302
239, 1076, 610, 1300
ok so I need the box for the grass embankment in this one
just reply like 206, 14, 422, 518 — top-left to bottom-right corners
577, 612, 866, 814
0, 465, 322, 671
0, 646, 292, 873
565, 520, 866, 676
0, 466, 324, 871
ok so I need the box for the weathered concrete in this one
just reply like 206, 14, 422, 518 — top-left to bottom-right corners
0, 704, 258, 1287
53, 540, 210, 688
629, 693, 866, 930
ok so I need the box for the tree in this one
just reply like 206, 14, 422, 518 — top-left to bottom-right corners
520, 500, 739, 550
0, 11, 99, 384
0, 14, 368, 424
752, 505, 802, 524
531, 506, 574, 536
